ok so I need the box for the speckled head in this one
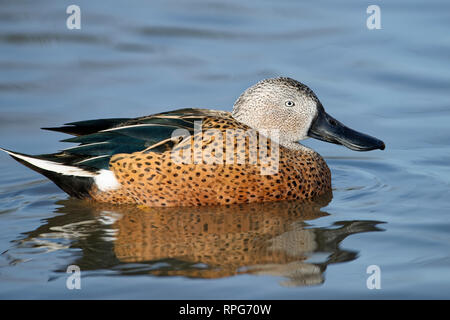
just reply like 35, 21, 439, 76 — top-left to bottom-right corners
232, 77, 385, 152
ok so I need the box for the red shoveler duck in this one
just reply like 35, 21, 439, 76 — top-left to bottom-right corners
1, 77, 385, 207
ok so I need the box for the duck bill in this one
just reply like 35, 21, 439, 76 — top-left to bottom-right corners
307, 105, 385, 151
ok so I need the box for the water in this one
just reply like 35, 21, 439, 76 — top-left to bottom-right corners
0, 0, 449, 299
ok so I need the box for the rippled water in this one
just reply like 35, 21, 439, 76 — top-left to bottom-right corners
1, 0, 450, 299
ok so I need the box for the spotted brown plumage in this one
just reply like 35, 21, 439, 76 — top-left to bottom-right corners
1, 77, 385, 207
92, 113, 331, 206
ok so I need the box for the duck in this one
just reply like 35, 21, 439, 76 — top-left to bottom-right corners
0, 77, 385, 207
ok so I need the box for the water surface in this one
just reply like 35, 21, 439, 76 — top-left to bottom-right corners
1, 0, 450, 299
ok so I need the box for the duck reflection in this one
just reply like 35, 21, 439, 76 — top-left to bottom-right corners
21, 193, 384, 287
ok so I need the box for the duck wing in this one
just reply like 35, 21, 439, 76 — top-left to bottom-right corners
2, 108, 230, 198
40, 108, 226, 171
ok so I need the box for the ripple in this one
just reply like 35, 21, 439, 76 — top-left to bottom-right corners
329, 159, 392, 204
135, 25, 346, 41
0, 32, 109, 45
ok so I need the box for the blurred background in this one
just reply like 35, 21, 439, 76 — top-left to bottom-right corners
0, 0, 449, 299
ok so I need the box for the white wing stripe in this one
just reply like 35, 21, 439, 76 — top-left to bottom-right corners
1, 149, 96, 178
1, 148, 121, 192
75, 155, 110, 164
100, 123, 176, 132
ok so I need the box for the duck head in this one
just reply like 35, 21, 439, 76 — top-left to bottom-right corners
232, 77, 385, 151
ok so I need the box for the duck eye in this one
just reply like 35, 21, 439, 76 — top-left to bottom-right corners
285, 101, 295, 107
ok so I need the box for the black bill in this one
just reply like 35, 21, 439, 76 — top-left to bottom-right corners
307, 104, 385, 151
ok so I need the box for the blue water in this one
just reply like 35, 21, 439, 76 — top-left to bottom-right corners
1, 0, 450, 299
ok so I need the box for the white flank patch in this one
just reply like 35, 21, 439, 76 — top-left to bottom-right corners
94, 169, 121, 192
